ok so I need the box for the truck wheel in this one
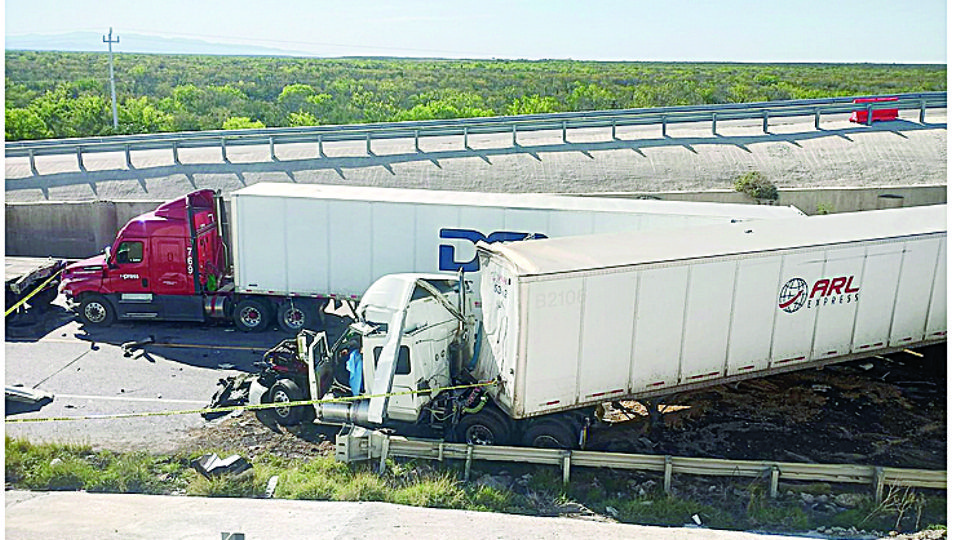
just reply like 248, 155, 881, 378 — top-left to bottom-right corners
233, 297, 273, 332
521, 419, 578, 449
277, 300, 318, 334
456, 407, 512, 446
79, 294, 116, 326
268, 379, 309, 426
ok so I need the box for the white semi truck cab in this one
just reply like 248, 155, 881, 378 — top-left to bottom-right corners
247, 272, 581, 446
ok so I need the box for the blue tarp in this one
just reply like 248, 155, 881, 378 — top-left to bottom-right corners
347, 349, 363, 396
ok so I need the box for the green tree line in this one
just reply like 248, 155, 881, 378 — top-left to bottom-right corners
4, 51, 946, 141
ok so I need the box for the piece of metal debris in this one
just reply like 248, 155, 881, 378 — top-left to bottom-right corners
5, 385, 54, 404
190, 453, 252, 479
122, 336, 155, 357
264, 475, 280, 498
201, 375, 253, 420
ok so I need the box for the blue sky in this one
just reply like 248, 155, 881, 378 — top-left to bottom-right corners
3, 0, 948, 63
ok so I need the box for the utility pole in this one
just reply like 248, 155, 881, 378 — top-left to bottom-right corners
103, 27, 120, 130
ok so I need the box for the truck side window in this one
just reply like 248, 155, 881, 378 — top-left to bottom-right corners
115, 241, 144, 264
372, 345, 411, 375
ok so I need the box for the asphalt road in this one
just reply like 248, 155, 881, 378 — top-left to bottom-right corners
5, 490, 814, 540
4, 299, 329, 452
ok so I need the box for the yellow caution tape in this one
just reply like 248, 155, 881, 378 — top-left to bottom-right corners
4, 269, 63, 318
4, 380, 497, 424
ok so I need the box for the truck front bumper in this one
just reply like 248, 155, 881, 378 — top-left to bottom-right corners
248, 377, 269, 408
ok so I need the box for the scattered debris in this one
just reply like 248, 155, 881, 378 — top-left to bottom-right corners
5, 385, 54, 404
121, 336, 155, 357
264, 475, 279, 498
190, 453, 252, 479
202, 375, 254, 420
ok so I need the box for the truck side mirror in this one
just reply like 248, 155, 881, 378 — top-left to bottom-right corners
103, 246, 117, 269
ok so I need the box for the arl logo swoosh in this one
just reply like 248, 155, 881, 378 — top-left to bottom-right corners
778, 278, 808, 313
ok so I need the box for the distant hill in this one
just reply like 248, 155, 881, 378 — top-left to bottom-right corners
5, 31, 311, 57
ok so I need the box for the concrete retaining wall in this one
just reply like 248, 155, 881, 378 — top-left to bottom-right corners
6, 200, 165, 259
585, 185, 947, 216
4, 185, 946, 258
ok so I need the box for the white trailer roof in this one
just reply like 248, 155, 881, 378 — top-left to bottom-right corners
481, 205, 946, 278
232, 182, 804, 220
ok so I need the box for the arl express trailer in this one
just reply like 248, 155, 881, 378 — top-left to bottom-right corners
474, 204, 946, 432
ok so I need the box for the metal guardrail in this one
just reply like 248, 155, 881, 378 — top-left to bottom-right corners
336, 427, 946, 501
4, 93, 946, 175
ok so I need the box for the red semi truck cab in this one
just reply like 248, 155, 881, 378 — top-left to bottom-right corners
60, 190, 228, 326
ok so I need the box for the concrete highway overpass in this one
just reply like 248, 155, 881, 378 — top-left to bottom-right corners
5, 110, 946, 204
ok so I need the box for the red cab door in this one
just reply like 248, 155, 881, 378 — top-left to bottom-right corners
102, 239, 151, 295
151, 237, 192, 296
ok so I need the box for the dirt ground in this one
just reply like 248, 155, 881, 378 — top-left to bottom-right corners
182, 345, 946, 472
589, 346, 946, 470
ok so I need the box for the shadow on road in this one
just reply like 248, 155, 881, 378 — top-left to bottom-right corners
5, 301, 354, 374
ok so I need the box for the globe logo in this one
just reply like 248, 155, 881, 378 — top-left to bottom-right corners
778, 278, 808, 313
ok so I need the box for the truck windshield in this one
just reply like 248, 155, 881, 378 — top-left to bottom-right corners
411, 279, 457, 301
115, 241, 144, 264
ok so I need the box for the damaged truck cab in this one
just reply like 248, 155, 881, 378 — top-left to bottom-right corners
249, 272, 592, 447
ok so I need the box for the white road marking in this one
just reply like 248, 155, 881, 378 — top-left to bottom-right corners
55, 393, 207, 405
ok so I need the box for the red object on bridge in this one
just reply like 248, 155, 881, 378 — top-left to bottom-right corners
850, 97, 899, 123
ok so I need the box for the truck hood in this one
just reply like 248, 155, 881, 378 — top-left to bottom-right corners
60, 255, 106, 292
65, 254, 106, 273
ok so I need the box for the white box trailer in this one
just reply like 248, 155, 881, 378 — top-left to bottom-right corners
230, 183, 804, 301
476, 204, 946, 420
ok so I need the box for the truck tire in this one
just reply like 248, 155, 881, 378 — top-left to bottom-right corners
521, 419, 578, 449
233, 297, 273, 332
79, 294, 116, 327
456, 407, 513, 446
277, 299, 318, 334
268, 379, 310, 426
